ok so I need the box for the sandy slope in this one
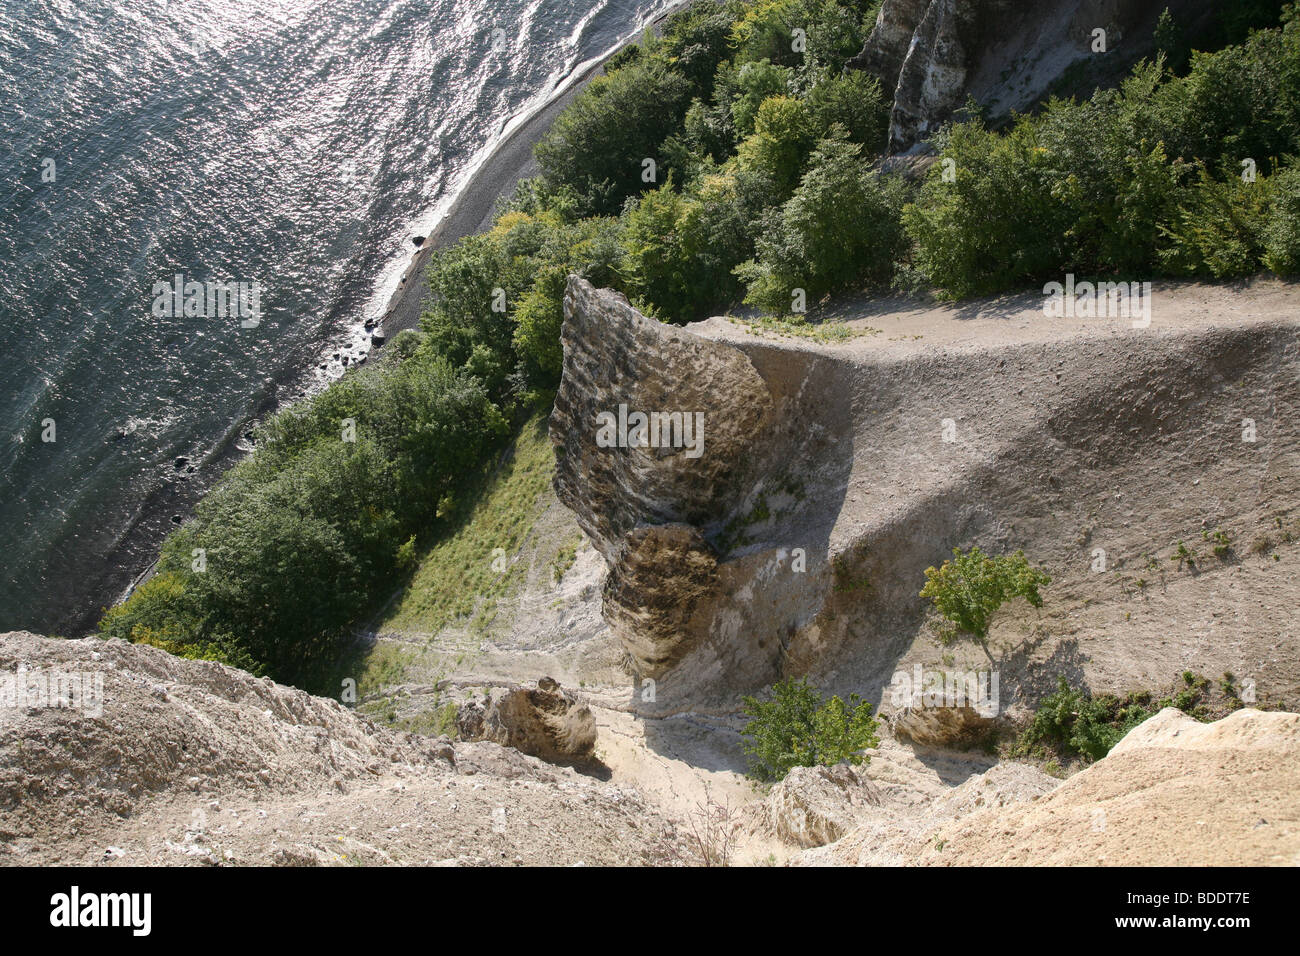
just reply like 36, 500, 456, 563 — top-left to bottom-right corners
810, 708, 1300, 866
383, 278, 1300, 714
8, 627, 1294, 867
684, 278, 1300, 716
0, 632, 687, 866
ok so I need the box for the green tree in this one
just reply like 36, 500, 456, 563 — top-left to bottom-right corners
1154, 8, 1189, 74
740, 677, 881, 781
730, 0, 879, 74
618, 179, 714, 323
729, 60, 794, 139
797, 0, 882, 75
735, 95, 818, 200
737, 131, 906, 313
803, 69, 889, 150
654, 3, 736, 97
534, 60, 695, 217
920, 547, 1050, 652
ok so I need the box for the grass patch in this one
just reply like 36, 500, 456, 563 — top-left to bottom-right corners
355, 642, 419, 699
395, 701, 460, 738
379, 413, 556, 636
550, 533, 584, 584
832, 542, 873, 594
717, 492, 773, 553
734, 313, 875, 343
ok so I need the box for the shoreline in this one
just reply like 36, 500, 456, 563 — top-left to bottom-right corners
375, 0, 691, 340
75, 1, 692, 635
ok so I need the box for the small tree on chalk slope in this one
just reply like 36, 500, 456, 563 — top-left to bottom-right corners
920, 547, 1050, 656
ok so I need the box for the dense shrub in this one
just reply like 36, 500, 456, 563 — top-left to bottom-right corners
1158, 168, 1276, 278
421, 209, 624, 399
1212, 0, 1291, 48
532, 0, 762, 217
683, 96, 738, 164
534, 60, 695, 217
1142, 25, 1300, 177
388, 327, 425, 361
1015, 676, 1155, 762
796, 0, 881, 75
654, 4, 738, 98
904, 78, 1191, 297
904, 121, 1066, 298
727, 60, 794, 139
1262, 165, 1300, 274
418, 232, 522, 401
1153, 8, 1190, 75
906, 11, 1300, 296
730, 0, 807, 68
684, 164, 773, 299
1015, 672, 1218, 763
737, 132, 907, 313
102, 355, 507, 687
1034, 71, 1189, 275
740, 677, 881, 781
512, 266, 568, 389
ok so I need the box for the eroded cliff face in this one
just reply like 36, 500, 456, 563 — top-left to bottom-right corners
550, 280, 774, 682
852, 0, 1221, 152
550, 278, 857, 710
550, 280, 773, 557
0, 632, 687, 866
851, 0, 981, 152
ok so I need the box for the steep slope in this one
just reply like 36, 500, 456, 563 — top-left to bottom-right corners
0, 631, 686, 866
311, 278, 1298, 866
9, 630, 1294, 866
